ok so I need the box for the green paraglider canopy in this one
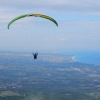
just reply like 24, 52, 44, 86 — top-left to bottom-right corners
7, 13, 58, 29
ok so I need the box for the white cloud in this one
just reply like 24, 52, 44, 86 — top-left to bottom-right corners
60, 38, 68, 41
1, 0, 100, 14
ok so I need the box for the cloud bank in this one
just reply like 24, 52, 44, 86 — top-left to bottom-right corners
1, 0, 100, 14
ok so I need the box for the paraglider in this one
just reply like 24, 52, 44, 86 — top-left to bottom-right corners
7, 13, 58, 29
7, 13, 58, 59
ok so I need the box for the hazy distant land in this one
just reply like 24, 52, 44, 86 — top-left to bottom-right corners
0, 51, 100, 100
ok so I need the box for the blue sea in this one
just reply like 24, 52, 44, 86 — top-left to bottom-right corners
61, 51, 100, 65
74, 51, 100, 65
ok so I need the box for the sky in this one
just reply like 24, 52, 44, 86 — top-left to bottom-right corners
0, 0, 100, 53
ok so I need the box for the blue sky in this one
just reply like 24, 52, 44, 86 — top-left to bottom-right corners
0, 0, 100, 53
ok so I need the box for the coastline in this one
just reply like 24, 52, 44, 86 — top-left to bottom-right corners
71, 56, 75, 62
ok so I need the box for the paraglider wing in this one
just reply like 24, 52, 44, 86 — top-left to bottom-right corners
7, 13, 58, 29
7, 14, 29, 29
29, 14, 58, 27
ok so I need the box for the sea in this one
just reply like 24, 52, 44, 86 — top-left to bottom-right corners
74, 51, 100, 65
61, 51, 100, 65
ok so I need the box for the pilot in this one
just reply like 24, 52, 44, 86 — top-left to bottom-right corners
32, 53, 38, 59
